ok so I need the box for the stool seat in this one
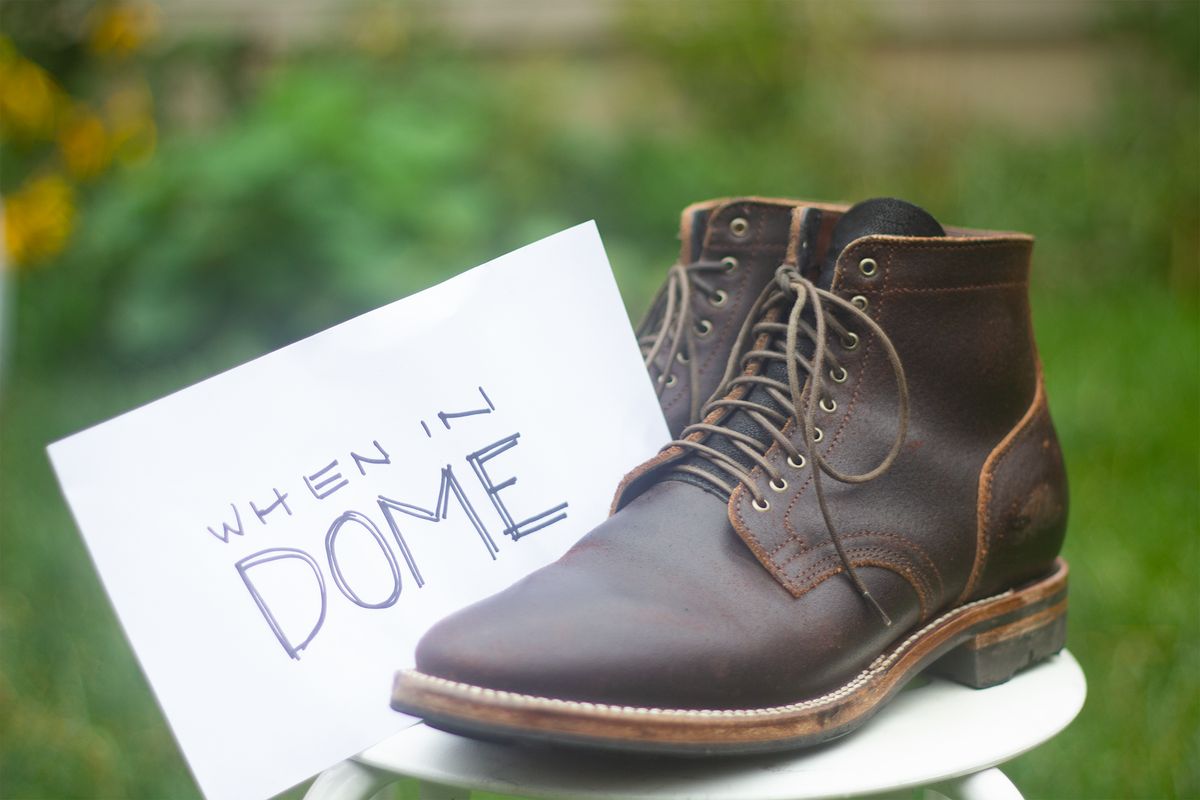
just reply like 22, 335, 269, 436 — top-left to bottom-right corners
308, 650, 1085, 800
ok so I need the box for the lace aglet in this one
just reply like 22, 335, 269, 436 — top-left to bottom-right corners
862, 591, 893, 627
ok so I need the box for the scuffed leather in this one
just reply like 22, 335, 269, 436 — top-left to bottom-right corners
966, 380, 1068, 600
416, 223, 1069, 712
728, 235, 1043, 617
416, 480, 919, 709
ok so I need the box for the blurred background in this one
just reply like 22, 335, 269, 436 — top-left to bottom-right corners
0, 0, 1196, 798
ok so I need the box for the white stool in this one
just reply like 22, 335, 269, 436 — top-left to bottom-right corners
306, 650, 1085, 800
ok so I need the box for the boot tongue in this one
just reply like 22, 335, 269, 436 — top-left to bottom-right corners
818, 197, 945, 287
667, 197, 944, 501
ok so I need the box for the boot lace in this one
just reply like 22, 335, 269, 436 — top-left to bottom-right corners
669, 263, 910, 626
639, 259, 733, 423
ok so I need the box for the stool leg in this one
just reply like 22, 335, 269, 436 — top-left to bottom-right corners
304, 760, 396, 800
926, 768, 1024, 800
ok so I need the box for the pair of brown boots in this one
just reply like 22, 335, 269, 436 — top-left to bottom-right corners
393, 196, 1069, 753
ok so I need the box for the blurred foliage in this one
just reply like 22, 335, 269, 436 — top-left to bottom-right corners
1, 0, 1197, 798
0, 0, 157, 269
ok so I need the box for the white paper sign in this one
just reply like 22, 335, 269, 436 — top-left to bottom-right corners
48, 222, 669, 800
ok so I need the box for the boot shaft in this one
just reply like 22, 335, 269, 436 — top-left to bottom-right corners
815, 223, 1068, 604
640, 197, 848, 437
623, 204, 1068, 616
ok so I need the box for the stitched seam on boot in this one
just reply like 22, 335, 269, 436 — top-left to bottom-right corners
885, 281, 1026, 293
850, 556, 930, 619
792, 550, 929, 618
773, 530, 943, 614
781, 545, 929, 617
769, 250, 888, 555
402, 591, 1009, 718
730, 252, 900, 600
960, 376, 1047, 603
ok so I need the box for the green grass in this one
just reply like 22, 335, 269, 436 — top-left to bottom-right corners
1004, 280, 1199, 798
2, 254, 1196, 800
1, 2, 1198, 797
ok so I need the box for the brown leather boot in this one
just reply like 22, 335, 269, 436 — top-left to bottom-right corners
639, 197, 849, 437
393, 198, 1069, 753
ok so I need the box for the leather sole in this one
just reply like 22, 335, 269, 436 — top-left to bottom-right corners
391, 558, 1068, 754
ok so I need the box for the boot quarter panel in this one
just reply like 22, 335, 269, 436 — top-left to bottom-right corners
730, 235, 1044, 621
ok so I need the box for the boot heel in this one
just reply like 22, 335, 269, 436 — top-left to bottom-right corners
929, 599, 1067, 689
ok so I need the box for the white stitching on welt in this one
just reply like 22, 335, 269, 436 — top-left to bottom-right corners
401, 589, 1013, 719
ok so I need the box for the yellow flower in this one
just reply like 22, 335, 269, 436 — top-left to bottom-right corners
58, 107, 113, 180
87, 2, 161, 59
0, 40, 66, 142
2, 174, 76, 270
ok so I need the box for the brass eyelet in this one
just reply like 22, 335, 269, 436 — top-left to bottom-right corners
665, 374, 677, 387
710, 289, 728, 307
721, 256, 739, 272
851, 295, 869, 311
787, 453, 807, 469
829, 366, 848, 383
859, 257, 878, 277
842, 332, 860, 350
820, 397, 837, 413
730, 217, 750, 238
696, 319, 713, 336
752, 497, 770, 512
676, 351, 689, 364
769, 477, 788, 493
812, 427, 824, 443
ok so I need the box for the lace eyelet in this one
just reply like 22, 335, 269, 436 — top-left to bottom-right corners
752, 497, 770, 512
665, 374, 677, 387
820, 397, 837, 413
710, 289, 728, 307
859, 257, 878, 277
841, 332, 860, 350
721, 256, 739, 272
787, 453, 807, 469
851, 295, 869, 311
812, 427, 824, 443
696, 319, 713, 336
730, 217, 750, 238
676, 351, 689, 364
769, 477, 788, 493
829, 366, 848, 383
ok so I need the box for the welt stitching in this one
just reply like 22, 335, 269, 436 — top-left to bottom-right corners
404, 588, 1016, 717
